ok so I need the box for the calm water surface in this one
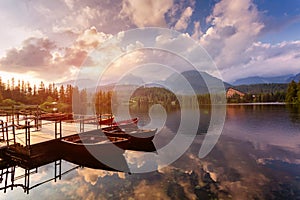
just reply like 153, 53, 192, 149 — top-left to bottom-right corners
1, 104, 299, 199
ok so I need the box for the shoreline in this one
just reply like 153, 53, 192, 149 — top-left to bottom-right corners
226, 102, 286, 106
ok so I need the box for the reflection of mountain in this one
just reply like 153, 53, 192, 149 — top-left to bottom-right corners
164, 70, 229, 94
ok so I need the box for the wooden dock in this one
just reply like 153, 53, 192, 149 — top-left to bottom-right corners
0, 107, 130, 194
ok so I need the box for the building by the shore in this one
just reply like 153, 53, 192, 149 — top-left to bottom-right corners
226, 88, 245, 99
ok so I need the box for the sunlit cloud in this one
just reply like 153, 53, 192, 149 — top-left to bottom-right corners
0, 0, 299, 84
120, 0, 173, 27
174, 6, 194, 31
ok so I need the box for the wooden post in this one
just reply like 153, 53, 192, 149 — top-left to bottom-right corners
4, 168, 8, 193
55, 120, 62, 139
60, 120, 62, 138
25, 121, 31, 148
12, 122, 16, 145
96, 116, 99, 130
28, 121, 30, 147
80, 115, 84, 133
25, 122, 28, 146
36, 105, 42, 130
16, 112, 19, 125
54, 159, 62, 181
10, 166, 15, 190
24, 169, 29, 194
5, 122, 9, 146
0, 120, 4, 141
55, 121, 57, 138
11, 105, 14, 124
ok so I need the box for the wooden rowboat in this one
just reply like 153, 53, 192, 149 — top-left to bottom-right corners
102, 128, 157, 143
101, 118, 139, 132
60, 133, 129, 172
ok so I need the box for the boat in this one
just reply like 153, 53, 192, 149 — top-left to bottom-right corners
60, 133, 130, 172
102, 128, 157, 143
62, 129, 158, 153
61, 133, 129, 152
98, 114, 114, 125
111, 117, 138, 127
101, 117, 139, 132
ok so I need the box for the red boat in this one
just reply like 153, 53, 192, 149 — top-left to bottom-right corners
98, 114, 114, 125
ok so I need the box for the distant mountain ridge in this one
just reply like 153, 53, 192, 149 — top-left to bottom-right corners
57, 70, 229, 95
164, 70, 230, 94
232, 73, 300, 85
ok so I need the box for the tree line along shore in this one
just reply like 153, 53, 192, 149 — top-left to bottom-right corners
0, 77, 299, 113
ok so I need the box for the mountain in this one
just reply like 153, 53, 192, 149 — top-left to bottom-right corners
287, 73, 300, 82
116, 73, 144, 86
234, 83, 288, 94
56, 79, 95, 89
93, 70, 229, 95
144, 82, 164, 88
58, 71, 229, 94
164, 70, 230, 94
232, 73, 300, 85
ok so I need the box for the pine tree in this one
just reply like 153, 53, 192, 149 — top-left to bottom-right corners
65, 84, 73, 105
286, 80, 298, 103
59, 85, 65, 102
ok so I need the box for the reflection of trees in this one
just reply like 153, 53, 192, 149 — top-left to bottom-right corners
286, 104, 300, 123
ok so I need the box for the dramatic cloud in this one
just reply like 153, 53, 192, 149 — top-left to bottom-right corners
75, 27, 112, 50
0, 27, 113, 82
174, 6, 194, 31
120, 0, 173, 27
0, 38, 55, 68
200, 0, 264, 69
194, 0, 300, 82
0, 0, 299, 83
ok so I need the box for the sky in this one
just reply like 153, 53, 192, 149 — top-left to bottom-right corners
0, 0, 299, 85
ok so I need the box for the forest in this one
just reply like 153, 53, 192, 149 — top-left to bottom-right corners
0, 77, 109, 113
1, 76, 300, 113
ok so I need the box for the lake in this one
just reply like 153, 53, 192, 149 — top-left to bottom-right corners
0, 104, 299, 199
